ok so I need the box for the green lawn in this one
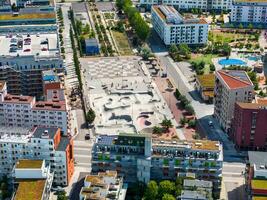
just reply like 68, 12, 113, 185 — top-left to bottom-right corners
189, 54, 217, 65
208, 31, 247, 44
112, 30, 132, 55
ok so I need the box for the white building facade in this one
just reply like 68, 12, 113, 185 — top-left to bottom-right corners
230, 0, 267, 24
151, 6, 208, 45
140, 0, 232, 11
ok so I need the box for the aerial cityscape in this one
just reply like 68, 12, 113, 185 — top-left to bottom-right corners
0, 0, 266, 199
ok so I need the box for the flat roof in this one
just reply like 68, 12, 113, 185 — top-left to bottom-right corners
16, 159, 43, 169
72, 2, 87, 13
14, 179, 46, 200
248, 151, 267, 170
251, 180, 267, 190
32, 127, 59, 139
4, 94, 34, 104
197, 74, 215, 88
0, 13, 55, 21
152, 5, 207, 25
56, 136, 70, 151
237, 101, 267, 109
0, 33, 59, 57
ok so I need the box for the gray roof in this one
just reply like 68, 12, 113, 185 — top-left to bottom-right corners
85, 38, 98, 46
72, 2, 87, 13
248, 151, 267, 170
96, 135, 117, 146
56, 136, 70, 151
32, 127, 58, 139
180, 190, 207, 200
183, 179, 213, 189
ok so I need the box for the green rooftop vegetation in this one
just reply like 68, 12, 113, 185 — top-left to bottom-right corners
16, 160, 43, 169
14, 180, 46, 200
251, 179, 267, 190
0, 13, 56, 21
253, 196, 267, 200
197, 74, 215, 88
115, 134, 145, 146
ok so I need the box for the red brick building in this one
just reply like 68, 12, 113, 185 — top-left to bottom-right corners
231, 101, 267, 150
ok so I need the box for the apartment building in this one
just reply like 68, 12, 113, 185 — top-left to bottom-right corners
214, 70, 254, 132
80, 171, 127, 200
151, 6, 208, 45
230, 0, 267, 25
0, 33, 63, 97
247, 151, 267, 199
140, 0, 232, 11
231, 100, 267, 150
91, 133, 223, 194
0, 127, 74, 186
0, 81, 68, 134
12, 159, 53, 200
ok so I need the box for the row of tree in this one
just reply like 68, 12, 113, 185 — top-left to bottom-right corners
169, 44, 191, 62
116, 0, 150, 42
174, 89, 195, 115
144, 178, 190, 200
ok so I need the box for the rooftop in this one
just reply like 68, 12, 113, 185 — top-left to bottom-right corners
216, 70, 253, 89
16, 159, 43, 169
237, 101, 267, 110
0, 33, 59, 57
4, 94, 34, 104
14, 179, 46, 200
42, 70, 60, 83
56, 136, 71, 151
0, 126, 32, 143
180, 190, 206, 200
184, 179, 213, 188
33, 100, 66, 111
32, 127, 59, 139
153, 5, 207, 25
196, 74, 215, 88
0, 13, 55, 21
252, 196, 267, 200
248, 151, 267, 171
251, 179, 267, 190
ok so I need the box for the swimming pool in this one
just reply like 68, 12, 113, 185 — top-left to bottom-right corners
247, 56, 261, 61
219, 58, 247, 66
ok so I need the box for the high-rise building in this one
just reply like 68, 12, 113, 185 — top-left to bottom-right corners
214, 70, 254, 132
231, 100, 267, 150
0, 127, 74, 186
230, 0, 267, 25
151, 6, 208, 45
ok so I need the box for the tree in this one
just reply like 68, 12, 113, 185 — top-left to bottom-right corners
57, 191, 68, 200
239, 23, 243, 29
158, 180, 175, 198
161, 119, 173, 130
210, 63, 215, 72
83, 24, 90, 34
153, 126, 162, 134
188, 119, 196, 128
141, 47, 153, 60
248, 23, 253, 30
179, 117, 187, 127
185, 104, 195, 115
174, 89, 181, 99
162, 194, 176, 200
178, 43, 190, 57
169, 44, 178, 55
144, 181, 158, 200
86, 108, 96, 124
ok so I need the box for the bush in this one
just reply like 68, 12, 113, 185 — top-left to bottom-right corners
86, 108, 96, 124
179, 117, 187, 127
210, 64, 215, 72
185, 104, 195, 115
188, 119, 196, 128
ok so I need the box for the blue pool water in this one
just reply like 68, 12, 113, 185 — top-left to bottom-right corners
219, 58, 247, 66
247, 56, 261, 61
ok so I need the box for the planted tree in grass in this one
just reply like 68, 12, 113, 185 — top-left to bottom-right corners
188, 119, 196, 128
210, 63, 215, 72
158, 180, 175, 199
86, 108, 96, 124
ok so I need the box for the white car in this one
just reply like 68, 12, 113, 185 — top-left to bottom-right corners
208, 121, 213, 127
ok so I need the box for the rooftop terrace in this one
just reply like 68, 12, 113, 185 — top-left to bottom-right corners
16, 159, 43, 169
14, 179, 46, 200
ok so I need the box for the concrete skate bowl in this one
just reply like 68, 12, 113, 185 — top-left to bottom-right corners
137, 112, 153, 128
104, 97, 131, 111
109, 113, 132, 123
